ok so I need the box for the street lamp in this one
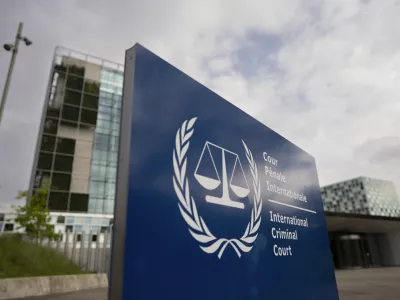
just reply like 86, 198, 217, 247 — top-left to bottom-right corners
0, 22, 32, 127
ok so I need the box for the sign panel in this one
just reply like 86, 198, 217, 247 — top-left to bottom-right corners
109, 44, 339, 300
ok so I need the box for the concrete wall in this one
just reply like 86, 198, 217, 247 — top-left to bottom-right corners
0, 274, 107, 300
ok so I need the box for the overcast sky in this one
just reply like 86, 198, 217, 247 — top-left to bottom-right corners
0, 0, 400, 211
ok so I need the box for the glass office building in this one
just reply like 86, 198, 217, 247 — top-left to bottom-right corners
28, 46, 124, 215
321, 176, 400, 217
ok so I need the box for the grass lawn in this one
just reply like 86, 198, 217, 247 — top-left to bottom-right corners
0, 234, 87, 279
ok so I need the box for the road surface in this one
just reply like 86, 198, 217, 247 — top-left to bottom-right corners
12, 267, 400, 299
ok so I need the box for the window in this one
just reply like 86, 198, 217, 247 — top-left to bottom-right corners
82, 94, 99, 110
59, 119, 78, 129
51, 173, 71, 191
4, 223, 14, 232
109, 136, 119, 151
84, 80, 100, 95
90, 165, 106, 180
80, 109, 97, 125
38, 152, 53, 170
68, 65, 85, 77
57, 216, 65, 224
56, 137, 75, 155
54, 64, 67, 73
0, 214, 4, 222
40, 135, 56, 152
48, 191, 69, 211
104, 200, 114, 214
45, 107, 60, 119
92, 235, 97, 242
64, 89, 82, 106
100, 226, 109, 233
65, 225, 73, 232
66, 74, 84, 90
66, 216, 74, 225
94, 133, 109, 149
53, 154, 73, 172
99, 104, 112, 115
69, 193, 89, 212
61, 104, 80, 122
90, 182, 105, 197
43, 118, 58, 134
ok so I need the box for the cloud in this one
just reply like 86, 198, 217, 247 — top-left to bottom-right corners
0, 0, 400, 210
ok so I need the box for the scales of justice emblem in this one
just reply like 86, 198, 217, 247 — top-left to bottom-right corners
172, 117, 263, 258
194, 142, 250, 209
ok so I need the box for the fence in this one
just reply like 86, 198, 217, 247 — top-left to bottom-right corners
24, 230, 112, 274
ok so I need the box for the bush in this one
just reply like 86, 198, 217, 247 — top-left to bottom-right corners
0, 234, 86, 279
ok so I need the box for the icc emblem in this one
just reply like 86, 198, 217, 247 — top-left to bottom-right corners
194, 142, 250, 209
172, 118, 263, 259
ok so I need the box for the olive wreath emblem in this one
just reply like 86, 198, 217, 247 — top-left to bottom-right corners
172, 117, 262, 258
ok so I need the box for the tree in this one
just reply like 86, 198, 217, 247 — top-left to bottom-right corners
11, 182, 60, 244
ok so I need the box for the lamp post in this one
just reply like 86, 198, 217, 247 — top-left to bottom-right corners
0, 22, 32, 127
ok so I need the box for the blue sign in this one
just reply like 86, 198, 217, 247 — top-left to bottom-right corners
109, 44, 339, 300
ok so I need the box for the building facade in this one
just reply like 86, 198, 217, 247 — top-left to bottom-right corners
28, 46, 124, 217
322, 177, 400, 269
322, 176, 400, 217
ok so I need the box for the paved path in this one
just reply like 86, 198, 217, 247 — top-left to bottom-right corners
12, 267, 400, 299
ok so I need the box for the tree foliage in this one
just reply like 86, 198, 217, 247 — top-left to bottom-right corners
11, 182, 59, 244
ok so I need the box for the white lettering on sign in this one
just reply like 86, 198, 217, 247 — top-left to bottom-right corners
273, 244, 293, 256
263, 152, 278, 166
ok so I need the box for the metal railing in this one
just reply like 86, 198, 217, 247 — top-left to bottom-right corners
22, 230, 112, 273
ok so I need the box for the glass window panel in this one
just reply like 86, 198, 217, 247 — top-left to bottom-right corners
45, 106, 61, 119
38, 152, 53, 170
64, 89, 82, 106
104, 201, 114, 214
84, 80, 100, 95
66, 216, 74, 224
66, 74, 84, 90
74, 225, 83, 233
91, 165, 106, 180
40, 135, 56, 152
48, 191, 69, 211
81, 109, 97, 125
95, 201, 104, 214
94, 134, 109, 149
34, 171, 50, 189
90, 181, 105, 197
54, 63, 67, 73
99, 105, 112, 115
60, 119, 78, 129
109, 136, 119, 151
97, 111, 111, 121
56, 137, 75, 155
91, 225, 100, 233
82, 94, 99, 110
68, 65, 85, 77
43, 118, 58, 135
51, 173, 71, 191
61, 104, 80, 122
53, 154, 73, 172
70, 193, 89, 212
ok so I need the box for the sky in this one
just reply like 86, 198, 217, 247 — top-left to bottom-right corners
0, 0, 400, 211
